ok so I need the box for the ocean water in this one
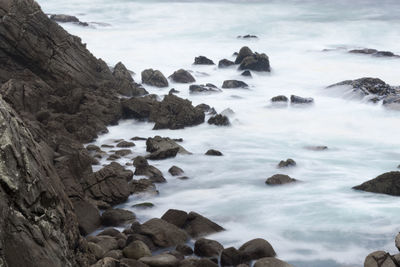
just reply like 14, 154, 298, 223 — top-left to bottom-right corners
38, 0, 400, 266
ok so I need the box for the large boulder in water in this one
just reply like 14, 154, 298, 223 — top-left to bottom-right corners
140, 218, 189, 247
222, 80, 248, 89
133, 156, 166, 183
112, 62, 148, 96
265, 174, 297, 185
100, 208, 136, 227
194, 56, 214, 65
183, 212, 225, 238
121, 95, 159, 120
235, 46, 254, 64
353, 171, 400, 196
141, 69, 169, 87
239, 53, 270, 72
239, 238, 276, 261
169, 69, 195, 83
194, 238, 224, 257
146, 136, 190, 159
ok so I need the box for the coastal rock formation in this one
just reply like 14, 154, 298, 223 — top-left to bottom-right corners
141, 69, 169, 87
208, 114, 231, 126
50, 14, 89, 26
133, 156, 166, 183
222, 80, 249, 89
189, 84, 221, 94
112, 62, 148, 96
169, 69, 196, 83
353, 171, 400, 196
146, 136, 190, 159
290, 95, 314, 104
218, 59, 235, 68
235, 46, 271, 72
194, 56, 215, 65
266, 174, 297, 185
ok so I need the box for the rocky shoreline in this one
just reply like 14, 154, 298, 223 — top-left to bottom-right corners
1, 0, 400, 267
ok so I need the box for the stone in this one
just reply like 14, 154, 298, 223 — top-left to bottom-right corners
161, 209, 188, 228
101, 209, 136, 227
140, 218, 189, 247
278, 159, 296, 168
88, 242, 106, 260
129, 179, 158, 195
132, 202, 155, 209
90, 257, 120, 267
50, 14, 89, 26
104, 250, 123, 260
290, 95, 314, 104
396, 233, 400, 251
72, 198, 101, 235
176, 244, 194, 255
194, 238, 224, 257
98, 228, 121, 237
218, 59, 235, 68
222, 80, 248, 89
271, 95, 288, 102
305, 145, 328, 151
146, 136, 190, 160
133, 156, 166, 183
117, 141, 135, 148
194, 56, 214, 65
120, 258, 149, 267
208, 114, 230, 126
169, 166, 184, 176
189, 84, 221, 94
142, 69, 169, 87
235, 46, 254, 64
169, 69, 195, 83
364, 251, 397, 267
241, 70, 252, 77
239, 53, 270, 72
238, 34, 258, 39
353, 171, 400, 196
265, 174, 297, 185
205, 149, 223, 156
183, 212, 224, 238
221, 247, 243, 266
254, 257, 294, 267
139, 254, 179, 267
123, 240, 151, 260
112, 62, 148, 96
179, 258, 218, 267
239, 238, 276, 260
122, 95, 159, 120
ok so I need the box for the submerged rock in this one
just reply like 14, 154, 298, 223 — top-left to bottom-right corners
349, 48, 399, 58
218, 59, 235, 68
190, 84, 221, 94
168, 166, 184, 176
353, 171, 400, 196
265, 174, 297, 185
141, 69, 169, 87
278, 159, 296, 168
290, 95, 314, 104
222, 80, 249, 89
239, 53, 270, 72
208, 114, 230, 126
271, 95, 288, 102
194, 56, 215, 65
205, 149, 223, 156
50, 14, 89, 26
169, 69, 196, 83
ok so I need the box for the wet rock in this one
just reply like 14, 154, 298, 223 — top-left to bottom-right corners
353, 171, 400, 196
179, 258, 218, 267
161, 209, 189, 228
169, 69, 196, 83
195, 104, 215, 114
254, 257, 294, 267
222, 80, 248, 89
184, 212, 225, 238
239, 53, 271, 72
129, 179, 158, 195
102, 144, 115, 148
278, 159, 296, 168
194, 238, 224, 257
98, 228, 121, 237
290, 95, 314, 104
271, 95, 288, 102
91, 257, 120, 267
189, 84, 221, 94
142, 69, 169, 87
139, 254, 179, 267
121, 95, 159, 120
50, 14, 89, 26
120, 258, 149, 267
104, 250, 123, 260
169, 166, 185, 176
241, 70, 252, 77
146, 136, 190, 160
208, 114, 230, 126
94, 236, 119, 253
305, 145, 328, 151
364, 251, 397, 267
205, 149, 223, 156
115, 149, 132, 157
87, 144, 102, 153
238, 34, 258, 39
235, 46, 254, 64
176, 244, 194, 255
113, 62, 148, 96
88, 242, 106, 260
169, 88, 180, 94
266, 174, 297, 185
221, 247, 243, 266
239, 238, 276, 261
349, 48, 398, 58
101, 208, 136, 227
194, 56, 215, 65
123, 240, 151, 260
218, 59, 235, 68
131, 136, 148, 141
72, 198, 101, 235
140, 218, 189, 247
132, 202, 155, 209
117, 141, 135, 148
327, 77, 397, 98
133, 156, 166, 183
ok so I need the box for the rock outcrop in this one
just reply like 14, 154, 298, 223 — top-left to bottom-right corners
353, 171, 400, 196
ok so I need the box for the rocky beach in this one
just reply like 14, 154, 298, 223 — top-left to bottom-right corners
1, 0, 400, 266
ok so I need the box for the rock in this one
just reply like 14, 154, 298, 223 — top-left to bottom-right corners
72, 198, 101, 235
133, 156, 166, 183
239, 238, 276, 261
194, 238, 224, 257
327, 77, 396, 98
131, 136, 148, 141
271, 95, 288, 102
129, 179, 158, 195
189, 84, 221, 94
139, 254, 179, 267
184, 212, 224, 238
169, 88, 180, 94
107, 154, 121, 161
195, 104, 213, 114
120, 258, 149, 267
95, 235, 120, 253
101, 209, 136, 227
208, 114, 230, 126
104, 250, 123, 260
125, 233, 157, 252
149, 94, 205, 130
169, 166, 184, 176
98, 228, 121, 237
50, 14, 89, 26
266, 174, 297, 185
178, 176, 189, 180
254, 257, 294, 267
140, 218, 189, 247
88, 242, 106, 260
353, 171, 400, 196
161, 209, 188, 228
241, 70, 252, 77
290, 95, 314, 104
364, 251, 397, 267
218, 59, 235, 68
278, 159, 296, 168
87, 144, 102, 153
194, 56, 214, 65
117, 141, 135, 148
169, 69, 196, 83
305, 145, 328, 151
235, 46, 254, 64
349, 48, 378, 55
113, 62, 148, 96
205, 149, 223, 156
142, 69, 169, 87
122, 95, 159, 120
222, 80, 248, 89
132, 202, 155, 209
239, 53, 271, 72
123, 240, 151, 260
146, 136, 190, 160
221, 247, 243, 266
179, 258, 218, 267
91, 257, 120, 267
176, 244, 194, 255
115, 149, 132, 157
396, 233, 400, 251
238, 35, 258, 39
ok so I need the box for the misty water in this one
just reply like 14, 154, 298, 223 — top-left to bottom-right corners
38, 0, 400, 266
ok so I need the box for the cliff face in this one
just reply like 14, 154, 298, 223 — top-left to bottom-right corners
0, 0, 142, 266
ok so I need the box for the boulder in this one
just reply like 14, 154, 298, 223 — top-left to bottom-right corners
239, 53, 270, 72
205, 149, 223, 156
98, 228, 121, 237
290, 95, 314, 104
364, 251, 397, 267
194, 238, 224, 257
121, 95, 159, 120
132, 202, 155, 209
222, 80, 248, 89
235, 46, 254, 64
94, 236, 120, 253
139, 254, 179, 267
271, 95, 288, 102
120, 258, 149, 267
327, 77, 396, 98
169, 166, 184, 176
189, 84, 221, 94
112, 62, 148, 96
218, 59, 235, 68
241, 70, 252, 77
115, 149, 132, 157
129, 179, 158, 195
169, 69, 195, 83
104, 250, 123, 260
238, 34, 258, 39
176, 244, 194, 255
133, 156, 166, 183
146, 136, 190, 160
254, 257, 294, 267
353, 171, 400, 196
239, 238, 276, 260
194, 56, 214, 65
195, 104, 216, 114
169, 88, 180, 94
101, 209, 136, 227
72, 198, 101, 235
88, 242, 106, 260
123, 240, 151, 260
221, 247, 243, 266
90, 257, 120, 267
161, 209, 189, 228
183, 212, 224, 238
265, 174, 297, 185
117, 141, 135, 148
50, 14, 88, 26
142, 69, 169, 87
208, 114, 230, 126
140, 218, 189, 247
179, 258, 218, 267
278, 159, 296, 168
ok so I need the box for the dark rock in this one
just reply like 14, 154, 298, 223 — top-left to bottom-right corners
189, 84, 221, 94
353, 171, 400, 196
101, 209, 136, 227
123, 240, 151, 260
88, 242, 106, 260
113, 62, 148, 96
169, 166, 184, 176
290, 95, 314, 104
93, 235, 119, 254
87, 144, 102, 153
169, 69, 196, 83
222, 80, 248, 89
235, 46, 254, 64
102, 144, 115, 148
91, 257, 120, 267
117, 141, 135, 148
278, 159, 296, 168
194, 56, 215, 65
129, 179, 158, 195
364, 251, 397, 267
349, 48, 378, 55
120, 258, 150, 267
168, 251, 185, 261
218, 59, 235, 68
121, 95, 159, 120
327, 77, 396, 97
241, 70, 252, 77
266, 174, 297, 185
195, 104, 212, 114
376, 51, 396, 57
239, 53, 271, 72
238, 35, 258, 39
271, 95, 288, 102
107, 154, 121, 161
72, 198, 101, 235
305, 145, 328, 151
179, 258, 218, 267
115, 149, 132, 157
50, 14, 88, 26
178, 176, 189, 180
254, 257, 294, 267
169, 88, 180, 94
146, 136, 190, 160
131, 136, 148, 141
221, 247, 243, 266
184, 212, 224, 238
205, 149, 223, 156
104, 250, 123, 260
176, 244, 194, 255
161, 209, 188, 228
208, 114, 230, 126
239, 238, 276, 261
139, 254, 179, 267
98, 228, 121, 237
194, 238, 224, 257
132, 202, 155, 209
133, 156, 166, 183
140, 218, 189, 247
141, 69, 169, 88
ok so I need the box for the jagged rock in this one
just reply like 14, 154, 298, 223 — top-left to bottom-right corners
176, 244, 194, 255
222, 80, 248, 89
139, 254, 179, 267
278, 159, 296, 168
140, 218, 189, 247
146, 136, 190, 160
113, 62, 148, 96
221, 247, 243, 266
205, 149, 223, 156
208, 114, 230, 126
121, 95, 159, 120
50, 14, 89, 26
133, 156, 166, 183
123, 240, 151, 260
266, 174, 297, 185
353, 171, 400, 196
254, 257, 294, 267
142, 69, 169, 87
218, 59, 235, 68
271, 95, 288, 102
161, 209, 189, 228
169, 69, 195, 83
184, 212, 225, 238
239, 53, 270, 72
194, 56, 214, 65
239, 238, 276, 261
194, 238, 224, 257
189, 84, 221, 94
101, 209, 136, 227
235, 46, 254, 64
290, 95, 314, 104
169, 166, 184, 176
364, 251, 397, 267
